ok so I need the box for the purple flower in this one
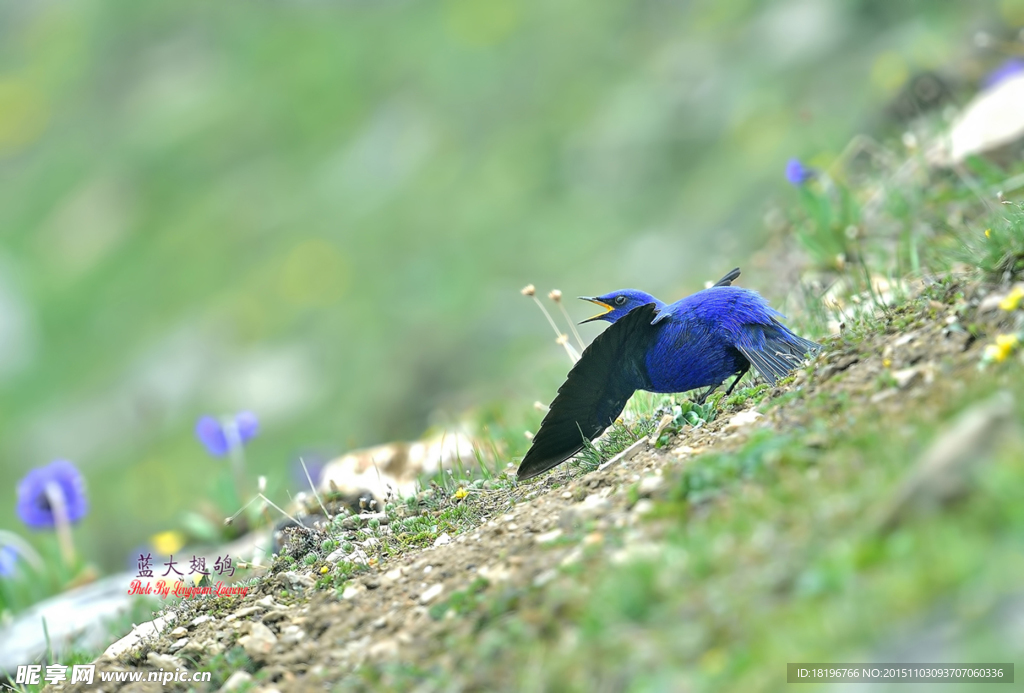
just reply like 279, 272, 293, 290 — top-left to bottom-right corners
0, 545, 18, 577
16, 460, 89, 529
785, 158, 815, 186
983, 58, 1024, 90
195, 412, 260, 457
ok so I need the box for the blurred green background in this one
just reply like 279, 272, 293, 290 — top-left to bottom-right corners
0, 0, 1011, 572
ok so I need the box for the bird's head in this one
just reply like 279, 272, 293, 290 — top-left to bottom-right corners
579, 289, 659, 324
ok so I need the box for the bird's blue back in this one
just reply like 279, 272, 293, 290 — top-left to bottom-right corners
596, 285, 803, 393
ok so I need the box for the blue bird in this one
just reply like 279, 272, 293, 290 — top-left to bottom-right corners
517, 268, 820, 480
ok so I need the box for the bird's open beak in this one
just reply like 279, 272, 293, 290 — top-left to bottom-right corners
578, 297, 612, 324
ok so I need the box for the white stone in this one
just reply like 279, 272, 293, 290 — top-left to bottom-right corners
104, 613, 178, 658
637, 475, 663, 497
220, 671, 254, 692
238, 622, 277, 658
725, 410, 762, 430
341, 583, 366, 600
419, 583, 444, 604
535, 529, 563, 545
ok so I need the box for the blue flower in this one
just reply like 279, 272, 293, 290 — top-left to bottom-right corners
785, 158, 815, 186
983, 58, 1024, 90
0, 545, 18, 577
16, 460, 89, 529
195, 411, 260, 457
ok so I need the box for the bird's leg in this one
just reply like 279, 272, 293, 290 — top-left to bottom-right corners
723, 364, 751, 397
693, 386, 716, 405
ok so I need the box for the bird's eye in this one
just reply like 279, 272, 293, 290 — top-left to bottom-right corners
614, 296, 627, 306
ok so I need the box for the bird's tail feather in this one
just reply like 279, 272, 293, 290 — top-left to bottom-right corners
738, 326, 822, 385
712, 267, 741, 287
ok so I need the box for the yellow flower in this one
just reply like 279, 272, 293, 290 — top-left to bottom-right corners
453, 487, 469, 500
151, 530, 186, 555
882, 358, 892, 367
996, 333, 1019, 349
984, 333, 1019, 363
985, 228, 991, 238
998, 286, 1024, 311
320, 565, 329, 575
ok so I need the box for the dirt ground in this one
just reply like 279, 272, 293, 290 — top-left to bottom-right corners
44, 273, 1017, 693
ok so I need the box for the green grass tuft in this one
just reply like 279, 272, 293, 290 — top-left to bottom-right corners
958, 202, 1024, 282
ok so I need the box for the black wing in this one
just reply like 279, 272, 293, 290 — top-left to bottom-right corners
712, 267, 741, 287
517, 303, 659, 481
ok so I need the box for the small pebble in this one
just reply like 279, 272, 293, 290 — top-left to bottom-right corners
220, 671, 253, 692
535, 529, 563, 544
420, 583, 444, 604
